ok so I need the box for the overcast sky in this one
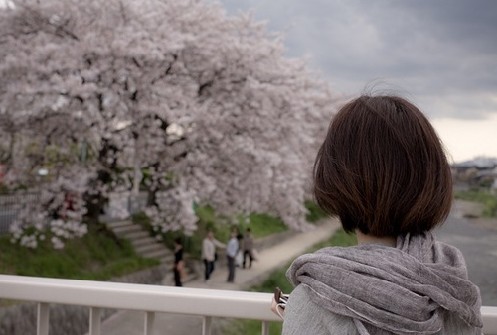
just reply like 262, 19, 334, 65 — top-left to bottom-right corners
218, 0, 497, 163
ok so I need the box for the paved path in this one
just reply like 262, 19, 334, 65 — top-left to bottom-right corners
435, 200, 497, 306
96, 219, 340, 335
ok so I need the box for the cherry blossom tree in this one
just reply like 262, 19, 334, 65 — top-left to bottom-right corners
0, 0, 337, 248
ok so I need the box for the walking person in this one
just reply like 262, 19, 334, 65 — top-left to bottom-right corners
242, 228, 254, 269
273, 94, 483, 334
201, 231, 224, 281
173, 237, 185, 287
226, 231, 239, 283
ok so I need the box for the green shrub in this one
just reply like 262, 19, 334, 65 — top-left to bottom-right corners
304, 200, 328, 223
455, 190, 497, 217
484, 198, 497, 217
240, 213, 288, 238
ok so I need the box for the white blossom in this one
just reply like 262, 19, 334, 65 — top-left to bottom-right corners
1, 0, 338, 248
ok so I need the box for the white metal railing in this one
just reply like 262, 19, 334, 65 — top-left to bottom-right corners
1, 275, 497, 335
0, 275, 280, 335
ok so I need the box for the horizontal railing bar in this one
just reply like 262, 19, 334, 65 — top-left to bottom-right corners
482, 306, 497, 335
0, 275, 280, 321
2, 275, 497, 334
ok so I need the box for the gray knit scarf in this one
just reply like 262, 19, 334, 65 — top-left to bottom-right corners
286, 232, 483, 335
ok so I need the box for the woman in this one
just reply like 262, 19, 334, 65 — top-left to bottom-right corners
275, 95, 483, 334
242, 227, 254, 269
173, 237, 185, 287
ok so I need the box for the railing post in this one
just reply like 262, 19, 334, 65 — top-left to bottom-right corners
261, 321, 270, 335
89, 307, 101, 335
37, 302, 49, 335
144, 311, 155, 335
36, 302, 50, 335
202, 316, 212, 335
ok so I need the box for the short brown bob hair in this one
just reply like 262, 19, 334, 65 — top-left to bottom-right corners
313, 95, 452, 237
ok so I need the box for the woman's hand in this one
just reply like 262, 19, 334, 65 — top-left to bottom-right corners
271, 296, 285, 320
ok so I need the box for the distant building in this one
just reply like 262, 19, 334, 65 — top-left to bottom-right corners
452, 157, 497, 190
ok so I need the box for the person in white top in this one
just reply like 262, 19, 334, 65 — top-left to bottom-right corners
201, 231, 224, 281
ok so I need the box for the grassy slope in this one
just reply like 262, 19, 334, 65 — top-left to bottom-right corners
0, 225, 159, 280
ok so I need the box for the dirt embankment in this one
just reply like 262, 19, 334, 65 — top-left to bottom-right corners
452, 199, 497, 231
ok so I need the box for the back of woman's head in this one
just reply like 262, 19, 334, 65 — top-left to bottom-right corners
314, 95, 452, 237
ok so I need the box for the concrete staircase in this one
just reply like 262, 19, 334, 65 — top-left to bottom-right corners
106, 220, 173, 265
106, 219, 199, 284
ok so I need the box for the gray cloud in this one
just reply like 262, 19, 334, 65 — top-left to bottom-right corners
218, 0, 497, 120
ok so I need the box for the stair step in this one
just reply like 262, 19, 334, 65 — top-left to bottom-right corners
135, 243, 167, 254
105, 220, 173, 265
113, 226, 142, 236
106, 220, 133, 229
131, 236, 160, 248
112, 224, 144, 235
121, 230, 149, 240
144, 248, 170, 260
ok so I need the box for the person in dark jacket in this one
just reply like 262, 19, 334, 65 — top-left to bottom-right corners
173, 237, 185, 287
242, 228, 254, 269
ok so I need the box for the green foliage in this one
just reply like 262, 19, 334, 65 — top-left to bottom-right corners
0, 185, 8, 194
195, 204, 224, 234
189, 204, 229, 256
221, 315, 282, 335
0, 224, 159, 280
304, 200, 328, 223
455, 189, 497, 217
223, 228, 357, 335
24, 142, 82, 168
131, 211, 152, 227
240, 213, 288, 239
